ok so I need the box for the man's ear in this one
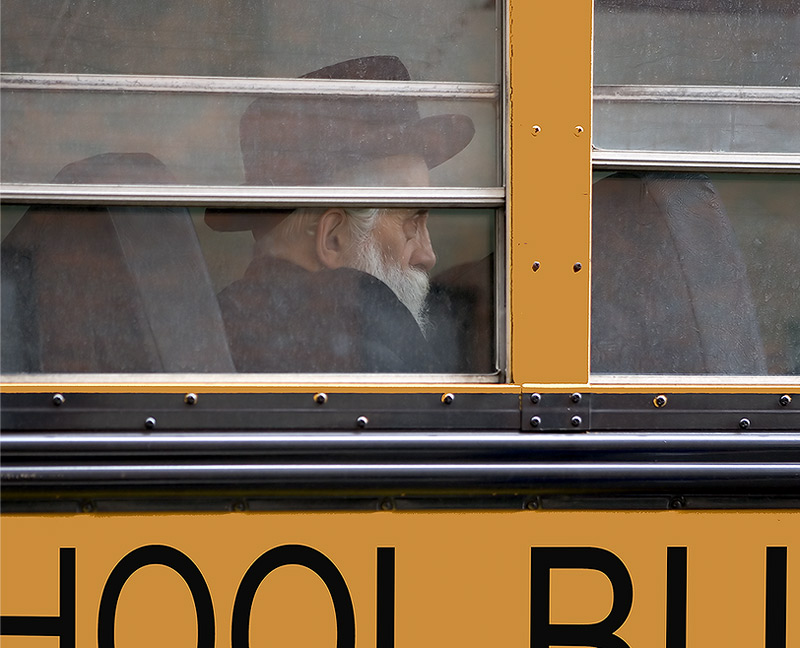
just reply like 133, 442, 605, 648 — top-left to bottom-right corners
315, 208, 352, 269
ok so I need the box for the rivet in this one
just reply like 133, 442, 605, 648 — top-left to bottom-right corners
52, 393, 65, 406
144, 416, 156, 430
184, 392, 198, 405
532, 261, 541, 272
573, 262, 583, 273
670, 496, 686, 510
530, 393, 541, 404
380, 498, 393, 511
356, 416, 369, 428
525, 498, 539, 510
314, 392, 328, 405
441, 393, 455, 405
232, 500, 246, 512
571, 392, 582, 404
779, 394, 792, 406
653, 395, 668, 408
81, 501, 95, 513
571, 415, 582, 427
530, 416, 541, 428
739, 417, 751, 430
531, 125, 542, 136
574, 125, 584, 136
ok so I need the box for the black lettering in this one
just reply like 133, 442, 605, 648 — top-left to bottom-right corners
97, 544, 214, 648
765, 546, 787, 648
377, 547, 395, 648
531, 546, 632, 648
231, 544, 355, 648
0, 547, 76, 648
666, 547, 687, 648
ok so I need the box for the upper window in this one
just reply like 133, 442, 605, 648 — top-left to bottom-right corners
593, 0, 799, 156
1, 0, 504, 378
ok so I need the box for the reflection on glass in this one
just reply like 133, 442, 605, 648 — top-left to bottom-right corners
595, 0, 800, 86
591, 171, 800, 375
593, 1, 800, 154
1, 64, 498, 186
1, 186, 495, 375
1, 0, 499, 82
1, 200, 495, 374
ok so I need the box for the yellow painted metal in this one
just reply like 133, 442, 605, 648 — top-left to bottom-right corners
2, 511, 798, 647
509, 0, 592, 384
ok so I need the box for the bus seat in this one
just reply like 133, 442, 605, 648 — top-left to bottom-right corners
1, 153, 235, 373
591, 171, 767, 375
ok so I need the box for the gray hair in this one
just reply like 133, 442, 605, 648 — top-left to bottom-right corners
260, 207, 381, 255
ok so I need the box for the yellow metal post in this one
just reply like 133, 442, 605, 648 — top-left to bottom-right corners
509, 0, 593, 384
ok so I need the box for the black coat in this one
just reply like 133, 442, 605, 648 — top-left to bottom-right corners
217, 256, 435, 373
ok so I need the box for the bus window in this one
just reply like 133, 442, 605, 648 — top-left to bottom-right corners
593, 0, 799, 155
1, 194, 498, 375
591, 1, 799, 377
1, 0, 500, 82
0, 1, 504, 380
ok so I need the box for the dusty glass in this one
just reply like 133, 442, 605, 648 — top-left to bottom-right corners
593, 0, 800, 154
1, 86, 499, 187
1, 203, 497, 375
1, 0, 500, 82
591, 172, 800, 376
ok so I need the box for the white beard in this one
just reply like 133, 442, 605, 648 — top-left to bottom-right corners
348, 235, 431, 334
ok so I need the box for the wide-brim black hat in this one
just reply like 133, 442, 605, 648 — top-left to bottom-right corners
206, 55, 475, 233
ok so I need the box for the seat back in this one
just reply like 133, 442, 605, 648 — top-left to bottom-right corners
1, 153, 234, 373
591, 172, 766, 375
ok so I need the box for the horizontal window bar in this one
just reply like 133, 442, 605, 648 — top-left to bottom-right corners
0, 372, 504, 386
0, 73, 500, 100
0, 185, 506, 207
594, 84, 800, 105
591, 374, 800, 387
592, 150, 800, 172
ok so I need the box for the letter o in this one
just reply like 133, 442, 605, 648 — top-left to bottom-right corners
231, 544, 355, 648
98, 545, 214, 648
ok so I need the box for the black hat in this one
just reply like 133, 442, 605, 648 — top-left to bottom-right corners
206, 55, 475, 233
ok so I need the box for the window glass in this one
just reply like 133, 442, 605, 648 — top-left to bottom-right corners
591, 172, 799, 376
593, 0, 800, 154
1, 201, 497, 375
1, 0, 500, 82
595, 0, 799, 87
0, 88, 499, 187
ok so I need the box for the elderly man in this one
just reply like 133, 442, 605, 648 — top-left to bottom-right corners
207, 56, 475, 372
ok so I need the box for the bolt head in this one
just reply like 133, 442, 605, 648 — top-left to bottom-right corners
530, 393, 541, 404
314, 392, 328, 405
739, 417, 751, 430
779, 394, 792, 406
184, 392, 198, 405
52, 393, 65, 406
530, 416, 541, 428
571, 415, 582, 427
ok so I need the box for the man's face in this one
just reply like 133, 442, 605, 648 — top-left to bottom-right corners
347, 208, 435, 331
338, 153, 437, 329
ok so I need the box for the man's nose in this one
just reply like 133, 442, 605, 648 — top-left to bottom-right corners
410, 224, 436, 272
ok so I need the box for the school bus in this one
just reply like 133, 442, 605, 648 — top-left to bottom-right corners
1, 1, 798, 646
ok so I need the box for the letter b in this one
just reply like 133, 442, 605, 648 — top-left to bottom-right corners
531, 547, 632, 648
